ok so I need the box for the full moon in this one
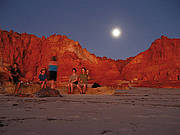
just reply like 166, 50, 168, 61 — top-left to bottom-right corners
112, 28, 121, 38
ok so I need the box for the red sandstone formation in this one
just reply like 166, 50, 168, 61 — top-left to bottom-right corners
121, 35, 180, 82
0, 29, 122, 85
0, 29, 180, 87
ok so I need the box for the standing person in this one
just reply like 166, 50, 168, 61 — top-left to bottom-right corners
48, 56, 58, 89
9, 63, 22, 94
77, 67, 88, 94
38, 68, 47, 89
68, 68, 78, 94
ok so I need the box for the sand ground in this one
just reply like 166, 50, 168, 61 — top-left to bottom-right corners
0, 87, 180, 135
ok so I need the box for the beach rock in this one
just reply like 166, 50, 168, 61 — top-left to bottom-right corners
35, 88, 62, 97
0, 72, 9, 84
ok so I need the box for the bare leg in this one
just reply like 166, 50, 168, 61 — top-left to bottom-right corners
14, 82, 21, 95
77, 85, 83, 94
53, 81, 56, 89
44, 82, 47, 88
70, 83, 74, 94
51, 80, 55, 89
68, 84, 71, 94
52, 80, 54, 89
41, 81, 45, 89
49, 80, 52, 88
83, 84, 87, 94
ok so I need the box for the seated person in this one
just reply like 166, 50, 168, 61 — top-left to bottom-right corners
38, 68, 47, 89
9, 63, 22, 94
68, 68, 78, 94
77, 67, 88, 94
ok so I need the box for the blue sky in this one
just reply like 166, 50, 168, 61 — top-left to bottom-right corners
0, 0, 180, 59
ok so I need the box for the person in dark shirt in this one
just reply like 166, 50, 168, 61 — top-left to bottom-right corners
9, 63, 22, 94
38, 68, 47, 89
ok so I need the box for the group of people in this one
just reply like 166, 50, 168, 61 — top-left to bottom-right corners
68, 67, 88, 94
8, 56, 89, 95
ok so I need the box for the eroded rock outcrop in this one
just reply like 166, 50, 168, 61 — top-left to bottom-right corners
121, 35, 180, 81
1, 30, 180, 87
0, 29, 122, 85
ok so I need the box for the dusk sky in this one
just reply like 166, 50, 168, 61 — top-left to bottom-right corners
0, 0, 180, 60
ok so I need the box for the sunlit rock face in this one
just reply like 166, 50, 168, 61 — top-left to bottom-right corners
0, 29, 122, 85
1, 30, 180, 87
121, 35, 180, 81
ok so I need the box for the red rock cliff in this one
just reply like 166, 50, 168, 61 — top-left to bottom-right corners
1, 30, 180, 86
121, 35, 180, 81
0, 29, 123, 85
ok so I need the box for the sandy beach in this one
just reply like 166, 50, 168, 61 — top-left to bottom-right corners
0, 87, 180, 135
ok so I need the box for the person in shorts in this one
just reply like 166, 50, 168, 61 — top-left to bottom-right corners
48, 56, 58, 89
77, 67, 88, 94
68, 68, 78, 94
38, 68, 47, 89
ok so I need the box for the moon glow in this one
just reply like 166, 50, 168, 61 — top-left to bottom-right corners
112, 28, 121, 38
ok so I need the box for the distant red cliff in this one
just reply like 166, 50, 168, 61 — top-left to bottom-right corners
121, 35, 180, 82
0, 29, 180, 87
